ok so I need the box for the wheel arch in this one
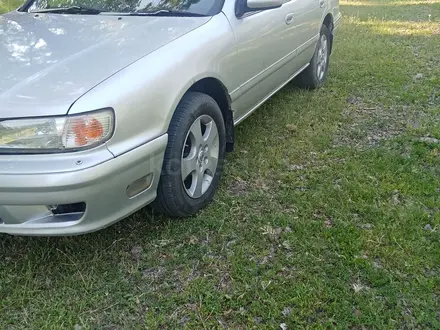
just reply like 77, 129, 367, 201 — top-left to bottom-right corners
186, 77, 235, 152
322, 13, 334, 54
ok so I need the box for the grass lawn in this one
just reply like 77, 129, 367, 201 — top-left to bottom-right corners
0, 0, 22, 13
1, 0, 440, 328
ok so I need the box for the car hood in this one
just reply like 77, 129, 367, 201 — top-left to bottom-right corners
0, 12, 210, 118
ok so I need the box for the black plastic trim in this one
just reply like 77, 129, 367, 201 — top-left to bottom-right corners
235, 0, 281, 18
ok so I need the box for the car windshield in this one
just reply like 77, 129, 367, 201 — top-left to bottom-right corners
25, 0, 223, 16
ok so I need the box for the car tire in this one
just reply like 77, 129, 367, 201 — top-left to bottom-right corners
296, 24, 331, 89
152, 92, 226, 217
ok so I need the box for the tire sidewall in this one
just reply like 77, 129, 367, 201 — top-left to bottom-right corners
163, 93, 226, 213
311, 25, 331, 86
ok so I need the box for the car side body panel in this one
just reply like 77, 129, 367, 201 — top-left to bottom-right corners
0, 0, 340, 235
221, 0, 327, 122
70, 0, 336, 158
69, 13, 239, 157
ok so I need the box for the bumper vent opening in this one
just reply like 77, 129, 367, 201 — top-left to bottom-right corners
48, 202, 86, 215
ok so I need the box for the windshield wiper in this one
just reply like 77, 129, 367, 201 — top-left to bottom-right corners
31, 6, 102, 15
105, 9, 206, 17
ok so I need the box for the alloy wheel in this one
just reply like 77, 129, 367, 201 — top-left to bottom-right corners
316, 34, 328, 81
181, 115, 220, 199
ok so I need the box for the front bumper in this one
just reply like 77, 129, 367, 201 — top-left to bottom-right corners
0, 135, 167, 236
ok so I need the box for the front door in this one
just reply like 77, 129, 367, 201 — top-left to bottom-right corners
225, 3, 300, 122
223, 0, 325, 123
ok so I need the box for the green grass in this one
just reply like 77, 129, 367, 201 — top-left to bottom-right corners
1, 0, 440, 328
0, 0, 22, 13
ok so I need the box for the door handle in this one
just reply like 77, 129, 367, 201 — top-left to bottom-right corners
285, 13, 294, 25
319, 0, 325, 7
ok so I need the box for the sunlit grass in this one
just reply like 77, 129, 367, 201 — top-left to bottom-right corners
0, 0, 22, 13
342, 0, 440, 6
369, 20, 440, 35
344, 16, 440, 35
341, 0, 440, 22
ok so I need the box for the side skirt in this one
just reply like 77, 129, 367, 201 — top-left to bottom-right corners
233, 63, 310, 126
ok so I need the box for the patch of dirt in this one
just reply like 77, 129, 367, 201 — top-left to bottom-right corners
167, 261, 201, 293
281, 307, 293, 317
288, 164, 306, 171
372, 258, 383, 269
258, 246, 277, 265
277, 266, 296, 278
251, 177, 272, 191
313, 210, 334, 228
285, 123, 298, 133
142, 267, 164, 279
130, 245, 143, 260
216, 272, 233, 293
228, 175, 276, 197
390, 189, 402, 205
358, 223, 374, 230
333, 97, 436, 150
323, 217, 334, 228
228, 179, 248, 196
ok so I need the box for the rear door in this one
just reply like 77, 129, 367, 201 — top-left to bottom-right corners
290, 0, 326, 67
256, 0, 326, 91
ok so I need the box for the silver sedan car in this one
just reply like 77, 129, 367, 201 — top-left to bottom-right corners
0, 0, 341, 235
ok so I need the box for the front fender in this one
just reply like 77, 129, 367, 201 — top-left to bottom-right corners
69, 14, 237, 157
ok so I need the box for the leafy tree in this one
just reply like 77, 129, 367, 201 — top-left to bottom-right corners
29, 0, 201, 12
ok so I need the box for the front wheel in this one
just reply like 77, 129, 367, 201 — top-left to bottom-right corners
296, 24, 331, 89
152, 92, 226, 217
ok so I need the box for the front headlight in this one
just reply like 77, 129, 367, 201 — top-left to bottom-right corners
0, 109, 114, 153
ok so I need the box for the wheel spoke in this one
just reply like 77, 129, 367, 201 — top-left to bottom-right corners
181, 114, 220, 199
204, 120, 219, 147
317, 36, 325, 81
192, 170, 204, 197
190, 117, 203, 146
181, 153, 198, 181
206, 155, 218, 176
317, 34, 328, 81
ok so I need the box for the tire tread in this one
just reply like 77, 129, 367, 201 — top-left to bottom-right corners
152, 92, 225, 217
296, 25, 331, 89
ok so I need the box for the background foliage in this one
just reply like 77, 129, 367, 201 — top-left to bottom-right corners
0, 0, 23, 13
0, 0, 202, 13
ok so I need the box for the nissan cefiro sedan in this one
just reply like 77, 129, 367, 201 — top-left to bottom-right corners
0, 0, 341, 235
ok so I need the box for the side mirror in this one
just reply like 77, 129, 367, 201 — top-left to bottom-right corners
236, 0, 283, 17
